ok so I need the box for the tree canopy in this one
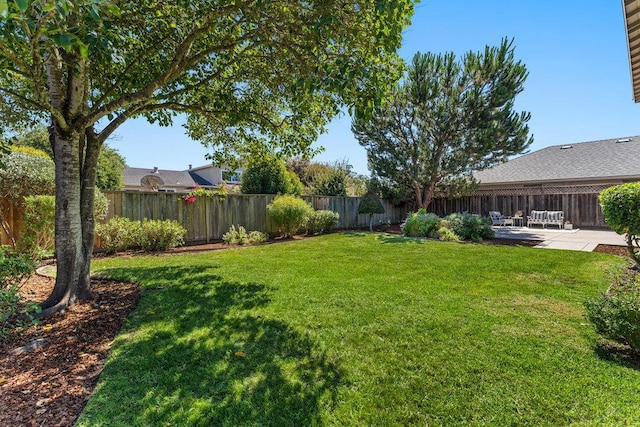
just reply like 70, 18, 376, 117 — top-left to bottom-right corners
4, 126, 127, 191
241, 154, 302, 195
0, 147, 55, 247
0, 0, 413, 315
353, 38, 533, 209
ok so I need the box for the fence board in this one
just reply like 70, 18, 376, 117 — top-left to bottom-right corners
101, 192, 409, 244
428, 192, 608, 227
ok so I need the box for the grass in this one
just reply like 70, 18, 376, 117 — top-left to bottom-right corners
77, 233, 640, 426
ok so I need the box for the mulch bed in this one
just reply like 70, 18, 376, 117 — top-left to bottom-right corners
0, 277, 140, 427
0, 231, 632, 426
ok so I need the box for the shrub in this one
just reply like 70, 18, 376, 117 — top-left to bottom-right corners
94, 189, 110, 221
139, 219, 186, 252
96, 217, 143, 253
247, 230, 268, 243
97, 217, 186, 252
1, 285, 41, 342
358, 192, 385, 231
436, 227, 461, 242
599, 183, 640, 267
585, 270, 640, 351
222, 225, 268, 245
0, 252, 35, 290
222, 225, 249, 245
402, 210, 442, 238
305, 210, 339, 235
267, 195, 314, 237
241, 155, 302, 195
20, 195, 55, 254
445, 212, 494, 242
0, 252, 39, 341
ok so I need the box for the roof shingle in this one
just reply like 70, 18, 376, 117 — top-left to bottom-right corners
473, 136, 640, 185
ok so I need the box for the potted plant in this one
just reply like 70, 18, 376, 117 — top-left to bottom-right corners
564, 220, 573, 230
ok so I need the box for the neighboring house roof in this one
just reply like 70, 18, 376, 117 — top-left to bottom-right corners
624, 0, 640, 101
474, 136, 640, 185
189, 171, 213, 186
123, 167, 205, 190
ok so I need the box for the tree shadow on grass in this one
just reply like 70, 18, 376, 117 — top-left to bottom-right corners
375, 233, 427, 245
594, 341, 640, 371
80, 266, 343, 426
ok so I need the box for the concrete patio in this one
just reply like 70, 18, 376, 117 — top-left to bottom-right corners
492, 226, 627, 252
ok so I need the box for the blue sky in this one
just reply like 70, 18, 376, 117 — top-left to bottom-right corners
109, 1, 640, 175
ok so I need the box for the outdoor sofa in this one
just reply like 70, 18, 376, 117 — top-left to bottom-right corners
527, 210, 564, 229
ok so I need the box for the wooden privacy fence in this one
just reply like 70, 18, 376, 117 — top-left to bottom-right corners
104, 192, 410, 244
428, 185, 612, 228
0, 199, 21, 246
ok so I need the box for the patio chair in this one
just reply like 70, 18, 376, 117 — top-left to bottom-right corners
489, 211, 513, 226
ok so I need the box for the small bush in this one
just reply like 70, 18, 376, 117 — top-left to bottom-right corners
0, 252, 39, 341
97, 217, 186, 252
96, 217, 143, 253
267, 195, 314, 238
402, 211, 442, 238
1, 286, 41, 342
445, 212, 494, 242
222, 225, 267, 245
305, 210, 339, 235
20, 195, 55, 254
140, 219, 186, 251
0, 253, 35, 290
585, 270, 640, 351
436, 227, 461, 242
248, 230, 268, 243
222, 225, 249, 244
599, 183, 640, 267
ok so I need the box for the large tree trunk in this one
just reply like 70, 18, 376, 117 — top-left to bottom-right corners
422, 180, 437, 211
40, 128, 101, 317
40, 126, 86, 317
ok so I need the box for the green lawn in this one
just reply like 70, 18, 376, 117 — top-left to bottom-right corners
78, 233, 640, 426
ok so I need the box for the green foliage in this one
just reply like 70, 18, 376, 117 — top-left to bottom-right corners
241, 155, 302, 195
139, 219, 186, 252
585, 269, 640, 351
0, 0, 414, 306
96, 217, 143, 254
599, 183, 640, 267
402, 211, 442, 238
308, 163, 349, 196
10, 144, 51, 160
96, 217, 185, 253
304, 210, 339, 235
0, 252, 35, 290
4, 126, 51, 157
19, 195, 55, 254
1, 285, 41, 342
267, 195, 314, 237
445, 213, 494, 242
436, 227, 461, 242
0, 149, 55, 201
358, 192, 385, 215
96, 146, 126, 191
222, 225, 267, 245
7, 126, 126, 191
0, 250, 40, 341
94, 189, 109, 221
181, 186, 227, 203
354, 38, 532, 209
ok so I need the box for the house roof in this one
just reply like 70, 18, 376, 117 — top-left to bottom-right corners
123, 167, 204, 188
474, 136, 640, 185
624, 0, 640, 102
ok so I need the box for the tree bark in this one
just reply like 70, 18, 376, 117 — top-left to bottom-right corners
40, 126, 84, 317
